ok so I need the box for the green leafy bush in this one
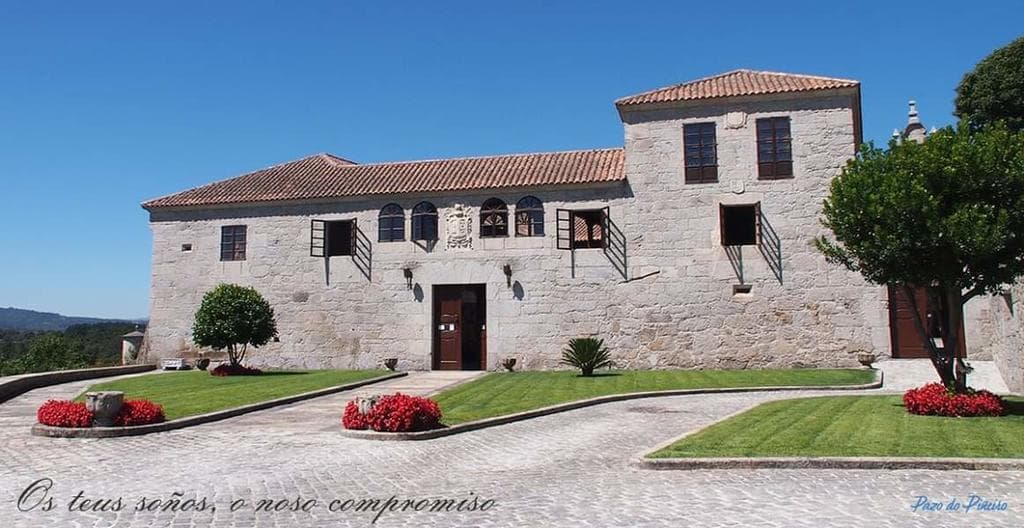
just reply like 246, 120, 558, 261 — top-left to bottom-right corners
561, 337, 611, 376
192, 284, 277, 370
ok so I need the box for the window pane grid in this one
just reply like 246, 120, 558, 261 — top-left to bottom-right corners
684, 123, 718, 183
756, 117, 793, 180
220, 225, 246, 261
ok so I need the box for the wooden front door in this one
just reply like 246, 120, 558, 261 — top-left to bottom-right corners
888, 286, 966, 359
433, 285, 486, 370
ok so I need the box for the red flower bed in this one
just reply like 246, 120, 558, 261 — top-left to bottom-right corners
903, 383, 1005, 417
37, 400, 93, 428
211, 364, 263, 376
341, 393, 443, 432
342, 401, 369, 430
113, 399, 166, 426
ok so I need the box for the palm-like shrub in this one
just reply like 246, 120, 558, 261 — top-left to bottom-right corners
561, 337, 611, 376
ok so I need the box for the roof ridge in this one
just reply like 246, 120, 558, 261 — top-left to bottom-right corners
615, 69, 859, 107
344, 146, 624, 169
742, 69, 860, 85
613, 69, 749, 104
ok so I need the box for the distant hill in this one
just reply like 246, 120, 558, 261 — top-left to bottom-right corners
0, 307, 142, 331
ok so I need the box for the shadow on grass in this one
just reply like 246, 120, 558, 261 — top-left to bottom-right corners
1003, 399, 1024, 417
576, 372, 623, 378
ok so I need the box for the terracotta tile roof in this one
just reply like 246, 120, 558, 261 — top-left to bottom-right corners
142, 148, 625, 209
615, 69, 859, 107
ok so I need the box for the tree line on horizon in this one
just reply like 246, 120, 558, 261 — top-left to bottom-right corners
0, 322, 142, 376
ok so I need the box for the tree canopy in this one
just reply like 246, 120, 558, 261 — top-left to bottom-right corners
192, 284, 277, 367
955, 36, 1024, 132
816, 123, 1024, 389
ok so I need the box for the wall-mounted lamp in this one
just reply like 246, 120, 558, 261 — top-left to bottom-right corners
502, 264, 512, 288
403, 268, 414, 290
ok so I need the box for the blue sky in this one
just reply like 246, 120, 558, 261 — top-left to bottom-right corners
0, 1, 1020, 319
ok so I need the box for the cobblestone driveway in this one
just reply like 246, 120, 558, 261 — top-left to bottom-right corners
1, 376, 1021, 527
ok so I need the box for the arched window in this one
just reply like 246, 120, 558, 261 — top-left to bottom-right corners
411, 201, 438, 241
378, 203, 405, 242
514, 196, 544, 237
480, 198, 508, 238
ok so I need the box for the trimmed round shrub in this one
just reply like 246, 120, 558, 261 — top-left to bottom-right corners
342, 393, 442, 432
903, 383, 1005, 417
113, 399, 166, 426
211, 363, 263, 377
37, 400, 93, 428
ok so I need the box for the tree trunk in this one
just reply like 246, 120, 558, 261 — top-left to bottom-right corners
227, 344, 240, 367
900, 284, 968, 392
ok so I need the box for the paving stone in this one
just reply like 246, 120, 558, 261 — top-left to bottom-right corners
0, 376, 1020, 527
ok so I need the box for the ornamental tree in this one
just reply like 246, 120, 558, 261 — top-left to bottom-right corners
192, 284, 277, 368
955, 36, 1024, 132
815, 123, 1024, 391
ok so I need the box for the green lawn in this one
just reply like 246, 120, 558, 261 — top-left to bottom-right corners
433, 368, 875, 425
77, 369, 386, 420
650, 395, 1024, 458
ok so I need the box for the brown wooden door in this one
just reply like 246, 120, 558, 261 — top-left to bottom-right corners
435, 287, 462, 370
888, 286, 966, 359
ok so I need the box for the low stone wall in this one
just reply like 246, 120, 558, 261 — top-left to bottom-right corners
0, 365, 156, 404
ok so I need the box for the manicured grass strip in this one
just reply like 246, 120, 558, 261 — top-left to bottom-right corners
650, 395, 1024, 459
77, 370, 385, 420
433, 369, 874, 425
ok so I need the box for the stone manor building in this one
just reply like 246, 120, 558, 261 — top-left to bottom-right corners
140, 70, 1019, 385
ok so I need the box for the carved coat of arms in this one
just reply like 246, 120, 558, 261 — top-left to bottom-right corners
445, 203, 473, 250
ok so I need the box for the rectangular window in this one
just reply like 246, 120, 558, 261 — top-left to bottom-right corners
684, 122, 718, 183
326, 220, 355, 256
756, 117, 793, 179
572, 210, 604, 249
220, 225, 246, 261
720, 203, 760, 246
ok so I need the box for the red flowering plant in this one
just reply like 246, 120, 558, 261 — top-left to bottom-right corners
903, 382, 1005, 417
211, 363, 263, 377
113, 399, 166, 426
37, 400, 93, 428
341, 393, 443, 432
342, 401, 369, 430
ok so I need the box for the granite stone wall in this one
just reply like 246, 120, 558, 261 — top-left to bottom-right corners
987, 282, 1024, 393
144, 89, 923, 371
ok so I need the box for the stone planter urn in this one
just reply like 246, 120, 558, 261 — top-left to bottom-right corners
356, 396, 379, 415
383, 358, 398, 372
502, 358, 517, 372
856, 352, 878, 369
85, 391, 124, 427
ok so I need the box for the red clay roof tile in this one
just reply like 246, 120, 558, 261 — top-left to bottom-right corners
615, 69, 859, 107
142, 148, 625, 209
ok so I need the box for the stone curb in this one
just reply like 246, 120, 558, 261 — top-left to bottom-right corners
635, 456, 1024, 471
31, 371, 407, 438
0, 365, 156, 405
339, 370, 883, 441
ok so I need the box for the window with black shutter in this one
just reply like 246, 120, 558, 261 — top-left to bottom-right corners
325, 220, 355, 256
720, 203, 760, 246
220, 225, 247, 261
756, 117, 793, 179
684, 122, 718, 183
